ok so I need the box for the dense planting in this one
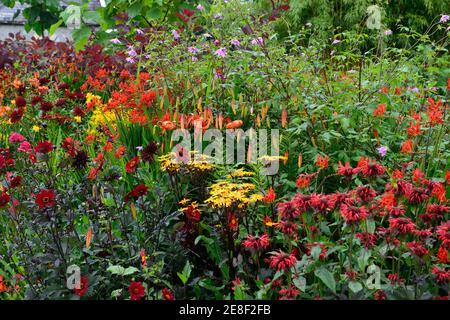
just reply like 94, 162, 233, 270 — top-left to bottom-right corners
0, 1, 449, 300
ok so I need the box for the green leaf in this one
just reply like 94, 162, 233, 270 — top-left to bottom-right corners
314, 266, 336, 293
311, 245, 322, 261
348, 281, 363, 293
123, 266, 139, 276
177, 260, 192, 284
126, 2, 142, 19
107, 265, 125, 275
72, 25, 91, 51
61, 5, 81, 25
293, 276, 306, 291
49, 19, 63, 36
146, 7, 161, 20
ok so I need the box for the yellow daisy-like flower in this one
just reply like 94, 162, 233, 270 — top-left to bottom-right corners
32, 125, 40, 132
205, 181, 262, 209
74, 116, 82, 123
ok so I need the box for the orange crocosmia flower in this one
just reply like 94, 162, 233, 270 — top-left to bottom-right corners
437, 246, 448, 264
432, 183, 446, 203
85, 226, 93, 249
380, 86, 389, 94
392, 169, 404, 179
394, 87, 401, 95
126, 156, 140, 173
94, 153, 104, 163
281, 108, 287, 128
85, 134, 96, 144
228, 213, 238, 230
103, 141, 113, 152
88, 167, 100, 180
412, 168, 424, 183
226, 120, 243, 129
161, 120, 176, 131
406, 121, 421, 137
380, 191, 396, 208
114, 146, 127, 159
373, 104, 386, 117
401, 139, 413, 154
445, 171, 450, 185
316, 155, 329, 169
263, 187, 276, 203
283, 151, 289, 165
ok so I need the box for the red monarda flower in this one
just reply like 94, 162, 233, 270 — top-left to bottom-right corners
34, 141, 54, 154
129, 281, 145, 300
276, 220, 299, 235
310, 194, 334, 212
162, 288, 174, 300
291, 193, 312, 212
414, 228, 432, 238
330, 192, 353, 207
0, 191, 11, 208
406, 186, 429, 204
373, 103, 386, 117
73, 276, 89, 297
427, 204, 449, 216
407, 241, 429, 257
124, 184, 148, 203
242, 233, 270, 250
268, 250, 297, 271
359, 158, 385, 178
436, 221, 450, 249
35, 189, 55, 209
278, 285, 300, 300
431, 266, 450, 284
356, 232, 377, 248
277, 201, 300, 219
340, 204, 368, 224
337, 161, 358, 178
389, 217, 416, 234
356, 186, 377, 202
263, 187, 276, 203
125, 156, 140, 173
386, 205, 405, 217
374, 290, 387, 300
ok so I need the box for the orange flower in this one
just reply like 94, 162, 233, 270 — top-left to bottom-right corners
373, 104, 386, 117
263, 187, 276, 203
281, 108, 287, 128
226, 120, 243, 129
161, 120, 176, 131
85, 226, 93, 249
114, 146, 127, 158
401, 139, 413, 154
316, 155, 329, 169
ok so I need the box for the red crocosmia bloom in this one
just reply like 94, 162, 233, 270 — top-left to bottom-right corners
0, 191, 11, 208
446, 171, 450, 185
114, 146, 127, 159
228, 213, 238, 230
276, 220, 299, 236
124, 184, 148, 203
356, 185, 377, 202
162, 288, 174, 300
337, 161, 358, 178
393, 169, 404, 179
356, 232, 377, 249
316, 154, 329, 169
243, 233, 270, 250
373, 103, 386, 117
277, 201, 300, 219
394, 87, 401, 95
73, 276, 89, 297
431, 266, 450, 284
431, 183, 446, 202
268, 250, 297, 271
129, 281, 145, 300
436, 246, 448, 264
161, 120, 176, 131
406, 121, 421, 137
263, 187, 276, 203
436, 221, 450, 249
389, 217, 416, 234
278, 285, 300, 300
380, 86, 389, 94
379, 191, 395, 208
407, 241, 429, 257
406, 186, 429, 204
35, 189, 56, 209
140, 248, 147, 269
412, 168, 424, 183
34, 141, 54, 154
401, 139, 413, 154
340, 204, 368, 224
226, 120, 243, 129
125, 156, 140, 173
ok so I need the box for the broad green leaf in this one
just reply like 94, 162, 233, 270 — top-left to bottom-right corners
348, 281, 363, 293
123, 266, 139, 276
72, 25, 91, 51
49, 19, 63, 36
107, 265, 125, 275
314, 266, 336, 293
